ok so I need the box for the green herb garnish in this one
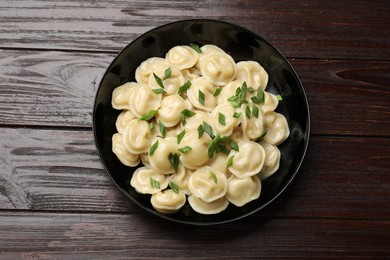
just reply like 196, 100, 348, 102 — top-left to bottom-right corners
213, 87, 222, 97
210, 172, 218, 184
227, 155, 234, 167
149, 122, 155, 130
177, 129, 185, 144
180, 109, 196, 126
202, 121, 214, 138
199, 90, 205, 105
257, 129, 268, 142
252, 104, 259, 118
227, 81, 249, 108
177, 80, 192, 94
163, 67, 171, 80
153, 73, 164, 89
158, 121, 166, 138
277, 94, 283, 101
152, 88, 166, 94
178, 146, 192, 153
169, 181, 180, 193
218, 112, 226, 126
150, 177, 160, 189
150, 140, 159, 156
189, 43, 202, 54
233, 112, 242, 118
230, 140, 239, 152
168, 153, 180, 173
245, 105, 251, 119
257, 88, 265, 103
139, 109, 158, 121
197, 124, 204, 138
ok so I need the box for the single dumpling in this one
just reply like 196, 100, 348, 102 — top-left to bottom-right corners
165, 45, 199, 70
156, 95, 187, 127
188, 166, 228, 202
236, 61, 268, 90
181, 67, 200, 81
230, 127, 249, 144
150, 189, 186, 214
200, 51, 237, 86
148, 65, 185, 95
227, 141, 266, 178
210, 103, 241, 136
149, 137, 178, 174
241, 103, 265, 140
169, 164, 193, 195
128, 84, 162, 118
217, 80, 243, 105
195, 44, 226, 70
225, 175, 261, 207
179, 130, 212, 169
263, 112, 290, 145
186, 77, 218, 112
208, 153, 230, 177
135, 57, 166, 85
130, 166, 170, 194
115, 110, 136, 134
122, 119, 154, 154
260, 92, 279, 113
259, 142, 281, 180
112, 133, 140, 167
188, 195, 229, 215
111, 82, 138, 110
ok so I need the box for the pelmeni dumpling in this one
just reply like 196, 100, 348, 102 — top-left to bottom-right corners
179, 130, 212, 169
241, 103, 265, 140
188, 166, 228, 202
130, 166, 169, 194
169, 164, 193, 195
217, 80, 242, 105
260, 92, 279, 113
149, 137, 178, 174
148, 65, 185, 95
236, 61, 268, 90
156, 95, 187, 127
165, 45, 199, 70
111, 82, 138, 110
196, 44, 225, 70
181, 67, 200, 81
208, 153, 230, 177
135, 57, 166, 85
150, 189, 186, 214
128, 84, 162, 118
230, 127, 249, 143
187, 77, 217, 111
181, 110, 209, 132
112, 133, 140, 167
210, 103, 241, 136
228, 141, 266, 178
188, 195, 229, 215
259, 142, 281, 180
115, 110, 136, 134
226, 175, 261, 207
263, 112, 290, 145
140, 153, 151, 168
200, 52, 237, 86
122, 119, 154, 154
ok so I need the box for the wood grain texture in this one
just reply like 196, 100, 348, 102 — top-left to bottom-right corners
1, 50, 389, 136
1, 127, 389, 220
0, 211, 388, 258
0, 0, 389, 60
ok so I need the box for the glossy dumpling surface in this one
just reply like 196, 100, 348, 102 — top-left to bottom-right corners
130, 166, 169, 194
200, 52, 236, 86
226, 175, 261, 207
236, 61, 268, 90
149, 137, 178, 174
112, 133, 140, 167
188, 195, 229, 215
135, 57, 166, 85
150, 189, 186, 214
122, 119, 154, 154
165, 45, 199, 70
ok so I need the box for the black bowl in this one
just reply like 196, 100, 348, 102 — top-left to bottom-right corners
93, 19, 310, 225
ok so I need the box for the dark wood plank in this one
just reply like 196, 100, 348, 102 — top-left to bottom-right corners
1, 50, 389, 136
0, 0, 389, 60
0, 211, 388, 258
1, 127, 389, 220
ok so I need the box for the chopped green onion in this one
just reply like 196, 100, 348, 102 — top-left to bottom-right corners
178, 146, 192, 153
149, 122, 155, 130
177, 80, 191, 94
189, 43, 202, 54
230, 140, 239, 152
257, 88, 265, 104
163, 67, 171, 80
158, 121, 166, 138
150, 177, 160, 189
139, 110, 158, 121
240, 82, 248, 99
152, 88, 166, 94
153, 73, 164, 89
169, 181, 180, 193
245, 106, 251, 119
252, 104, 259, 118
277, 94, 283, 101
248, 87, 255, 93
233, 112, 241, 118
213, 87, 222, 97
257, 129, 268, 142
180, 109, 196, 126
250, 96, 262, 104
150, 140, 159, 156
168, 153, 180, 173
210, 172, 218, 184
227, 155, 234, 167
202, 121, 214, 138
197, 124, 204, 138
199, 90, 205, 105
218, 112, 226, 126
177, 130, 185, 144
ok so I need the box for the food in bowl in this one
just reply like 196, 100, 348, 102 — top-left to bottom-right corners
110, 44, 289, 215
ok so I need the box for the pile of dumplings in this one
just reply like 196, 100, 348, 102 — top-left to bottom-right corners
111, 44, 289, 215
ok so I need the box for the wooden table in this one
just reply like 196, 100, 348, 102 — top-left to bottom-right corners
1, 0, 389, 258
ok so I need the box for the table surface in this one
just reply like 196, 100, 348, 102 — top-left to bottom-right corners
1, 0, 389, 258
